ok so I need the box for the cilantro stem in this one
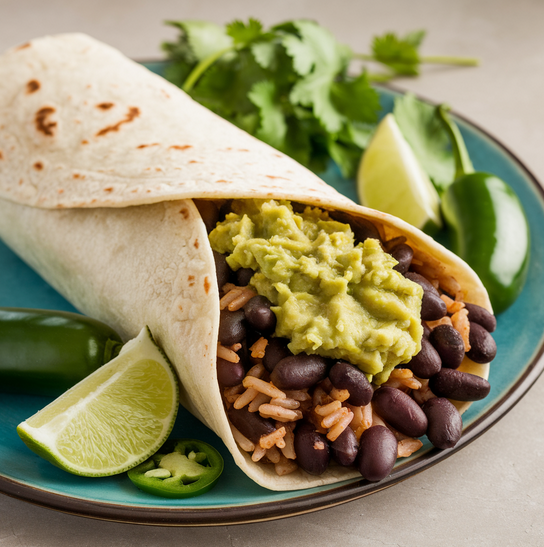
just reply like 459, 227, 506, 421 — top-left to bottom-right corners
418, 55, 479, 66
353, 53, 479, 66
182, 46, 234, 92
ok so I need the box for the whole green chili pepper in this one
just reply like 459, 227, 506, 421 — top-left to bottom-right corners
437, 105, 530, 314
127, 438, 224, 498
0, 308, 123, 397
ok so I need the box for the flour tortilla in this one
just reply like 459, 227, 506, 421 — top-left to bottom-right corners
0, 34, 491, 490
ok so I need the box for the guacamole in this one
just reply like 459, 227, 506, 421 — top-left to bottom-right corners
209, 200, 423, 383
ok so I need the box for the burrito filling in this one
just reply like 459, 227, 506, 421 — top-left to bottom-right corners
203, 199, 496, 480
209, 199, 423, 384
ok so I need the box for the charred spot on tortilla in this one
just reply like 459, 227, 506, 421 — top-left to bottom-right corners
103, 187, 113, 193
33, 161, 43, 170
188, 275, 195, 287
81, 140, 89, 145
179, 207, 189, 219
26, 80, 40, 94
73, 173, 85, 179
137, 143, 159, 149
0, 151, 3, 160
169, 144, 192, 151
96, 102, 114, 110
216, 180, 232, 184
15, 42, 31, 50
204, 276, 211, 295
194, 239, 199, 249
95, 106, 140, 137
35, 107, 57, 137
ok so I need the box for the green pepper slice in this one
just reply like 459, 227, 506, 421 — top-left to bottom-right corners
0, 308, 123, 397
127, 439, 224, 499
437, 106, 530, 314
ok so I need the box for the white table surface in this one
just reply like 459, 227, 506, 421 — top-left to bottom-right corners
1, 0, 543, 545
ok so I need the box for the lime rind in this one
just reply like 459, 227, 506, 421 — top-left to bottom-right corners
357, 113, 443, 234
17, 327, 179, 477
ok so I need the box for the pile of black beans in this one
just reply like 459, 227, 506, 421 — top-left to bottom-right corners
212, 222, 498, 483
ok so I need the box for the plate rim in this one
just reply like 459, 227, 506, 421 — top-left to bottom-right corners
1, 77, 544, 526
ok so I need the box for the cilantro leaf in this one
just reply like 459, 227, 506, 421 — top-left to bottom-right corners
330, 72, 380, 124
162, 18, 475, 183
248, 80, 288, 150
286, 20, 352, 133
372, 30, 425, 76
394, 92, 455, 191
164, 20, 232, 61
227, 18, 264, 46
251, 41, 277, 69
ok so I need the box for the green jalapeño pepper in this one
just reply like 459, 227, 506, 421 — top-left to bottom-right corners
127, 439, 224, 498
0, 308, 123, 397
437, 105, 530, 314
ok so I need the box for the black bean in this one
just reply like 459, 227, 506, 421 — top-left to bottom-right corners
227, 406, 276, 444
330, 426, 359, 467
218, 309, 246, 346
194, 200, 219, 233
422, 397, 463, 449
464, 302, 497, 333
405, 272, 447, 321
243, 295, 277, 334
330, 212, 382, 244
390, 243, 414, 275
429, 324, 465, 369
294, 421, 330, 475
429, 369, 491, 401
216, 357, 245, 387
236, 267, 254, 287
262, 337, 292, 373
270, 354, 329, 390
422, 321, 432, 338
329, 360, 373, 406
372, 386, 428, 438
405, 336, 442, 379
213, 251, 231, 289
357, 425, 398, 482
467, 322, 497, 364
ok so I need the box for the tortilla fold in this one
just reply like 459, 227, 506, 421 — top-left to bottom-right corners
0, 34, 491, 490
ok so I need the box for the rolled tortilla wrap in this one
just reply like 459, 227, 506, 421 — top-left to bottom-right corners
0, 34, 491, 490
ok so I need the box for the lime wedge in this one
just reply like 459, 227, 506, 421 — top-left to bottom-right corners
357, 113, 443, 234
17, 327, 179, 477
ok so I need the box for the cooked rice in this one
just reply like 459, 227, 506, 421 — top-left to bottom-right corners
243, 376, 286, 399
330, 387, 350, 402
260, 427, 287, 449
248, 391, 271, 412
217, 343, 240, 363
233, 387, 259, 409
451, 308, 471, 352
315, 400, 342, 416
326, 410, 354, 441
249, 336, 268, 358
397, 438, 423, 457
230, 424, 255, 452
259, 404, 303, 422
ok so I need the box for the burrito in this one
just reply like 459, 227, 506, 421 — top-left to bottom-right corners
0, 34, 494, 490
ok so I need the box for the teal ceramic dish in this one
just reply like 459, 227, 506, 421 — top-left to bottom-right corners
1, 79, 544, 526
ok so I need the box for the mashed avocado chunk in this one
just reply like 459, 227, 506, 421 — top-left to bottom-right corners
209, 200, 423, 383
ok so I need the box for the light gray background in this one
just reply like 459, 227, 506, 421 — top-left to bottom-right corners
1, 1, 543, 545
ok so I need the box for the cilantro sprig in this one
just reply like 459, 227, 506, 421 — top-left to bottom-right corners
162, 19, 477, 178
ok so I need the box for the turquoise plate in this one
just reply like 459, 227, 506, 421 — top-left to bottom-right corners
1, 72, 544, 525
